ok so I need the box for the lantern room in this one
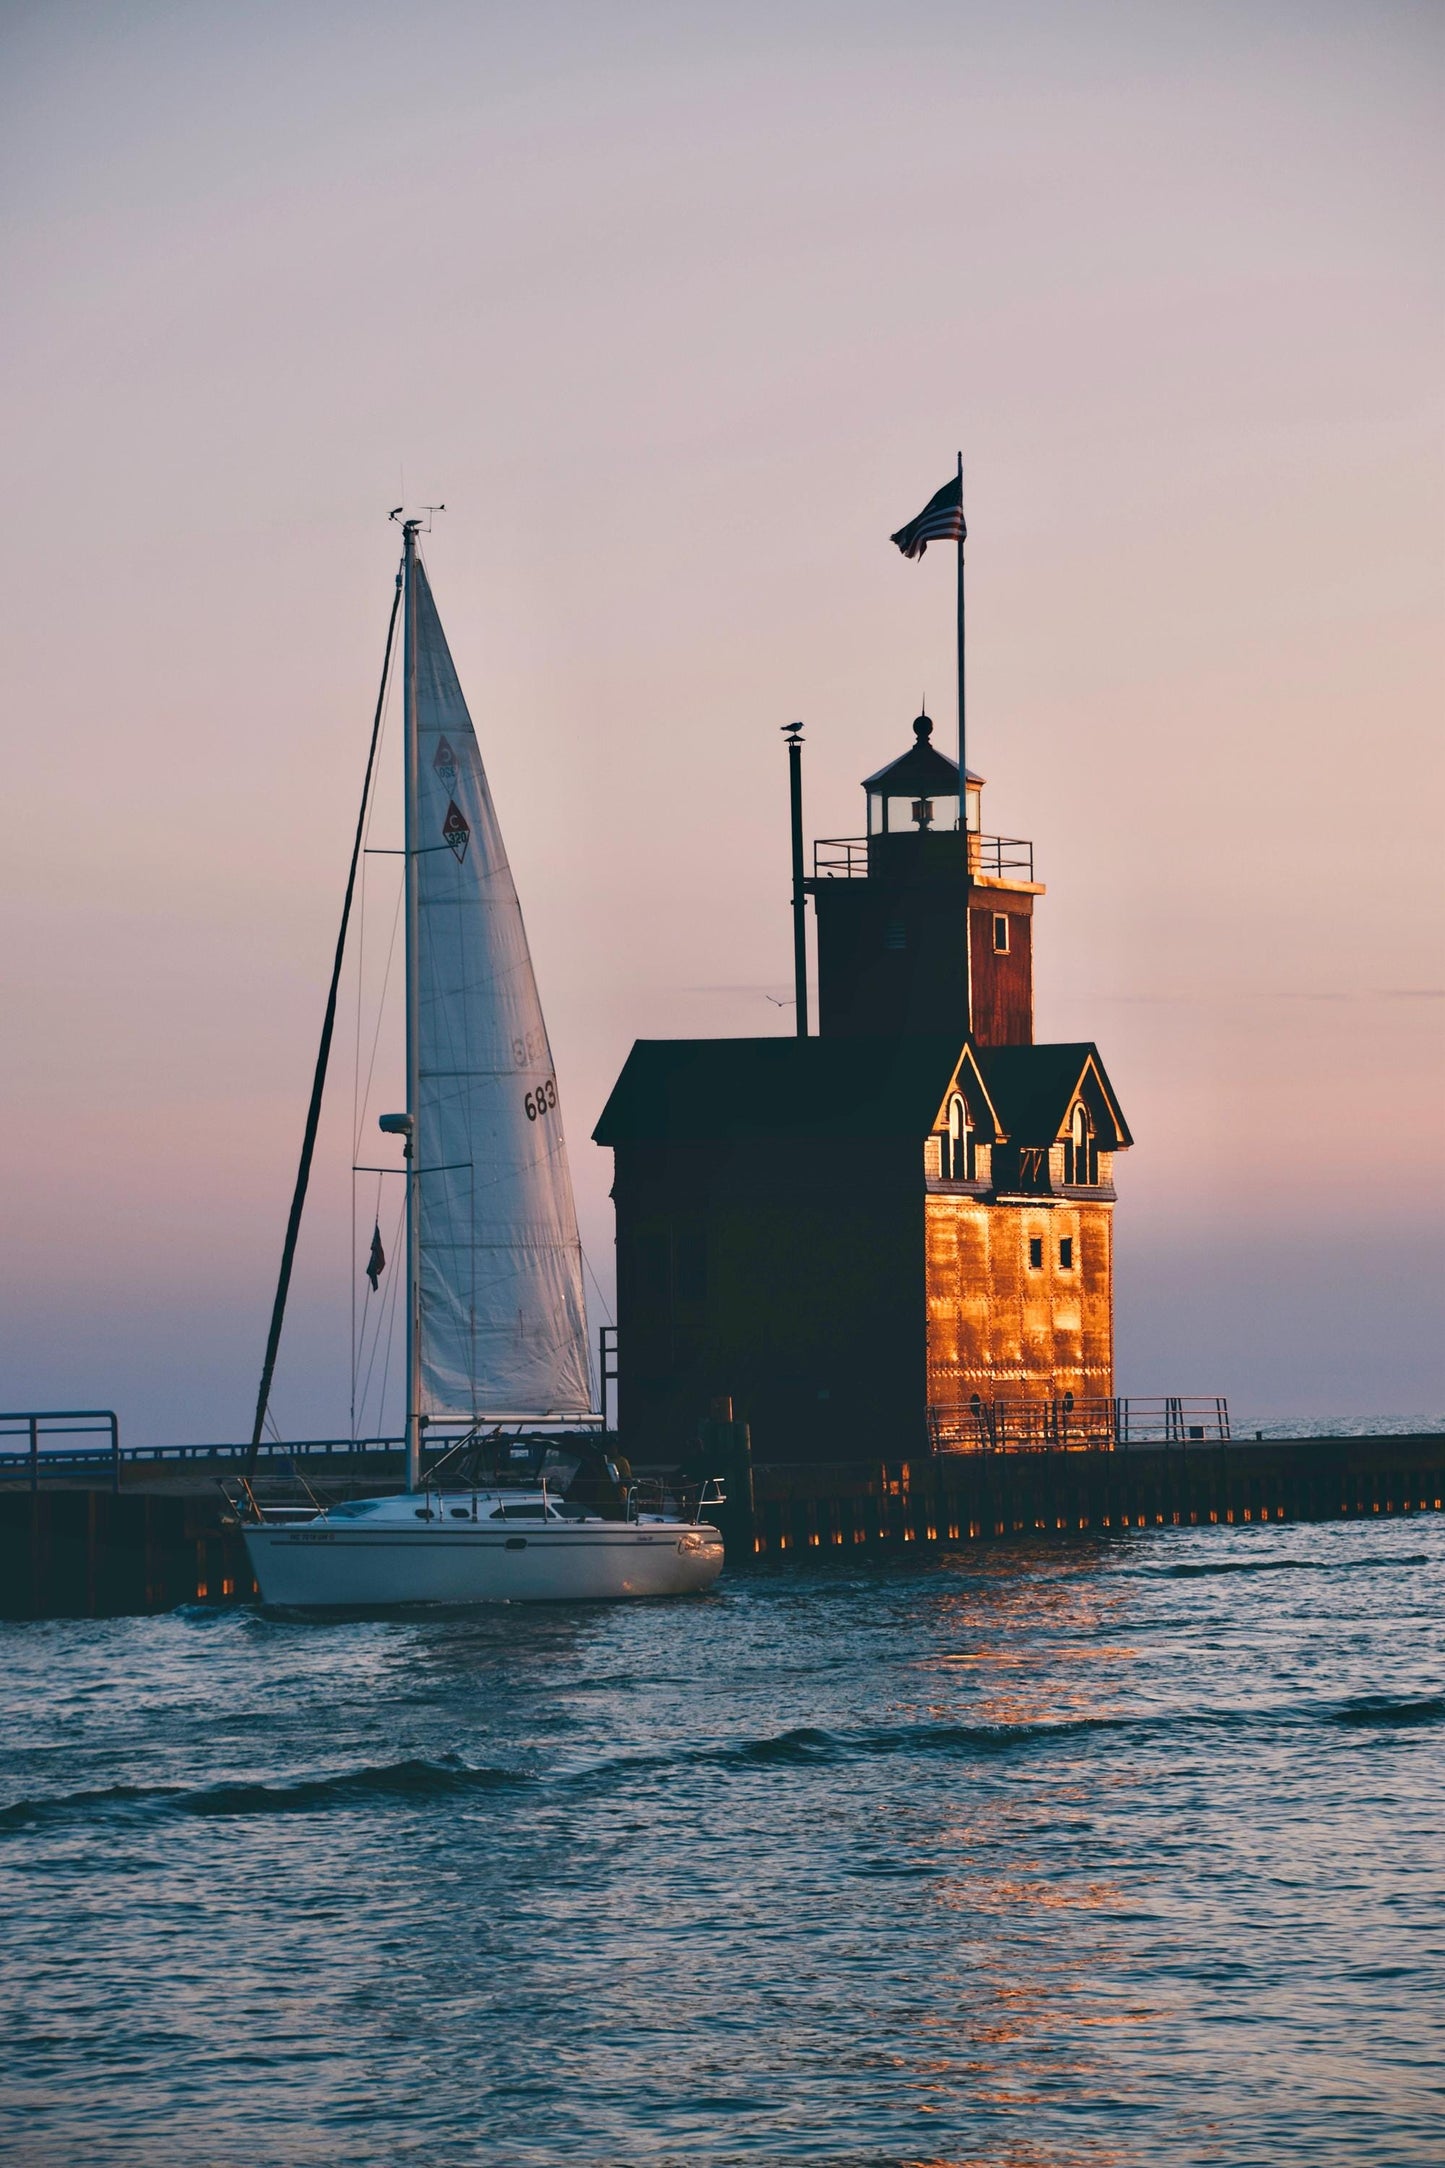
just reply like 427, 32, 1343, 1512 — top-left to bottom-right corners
862, 713, 980, 870
809, 707, 1039, 1045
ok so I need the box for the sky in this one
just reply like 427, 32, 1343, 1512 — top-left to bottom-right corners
1, 0, 1441, 1443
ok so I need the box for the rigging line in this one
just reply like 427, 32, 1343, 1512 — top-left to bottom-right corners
351, 607, 396, 1437
355, 1181, 405, 1433
350, 880, 360, 1441
359, 1196, 405, 1430
350, 1168, 384, 1442
581, 1244, 614, 1325
351, 653, 398, 1157
247, 551, 404, 1471
352, 871, 405, 1158
351, 1168, 385, 1409
367, 1186, 409, 1440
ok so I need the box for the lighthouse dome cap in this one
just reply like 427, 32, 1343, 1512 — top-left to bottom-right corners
862, 710, 984, 794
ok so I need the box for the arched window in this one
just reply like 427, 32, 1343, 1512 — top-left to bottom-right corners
1063, 1101, 1098, 1186
946, 1094, 975, 1181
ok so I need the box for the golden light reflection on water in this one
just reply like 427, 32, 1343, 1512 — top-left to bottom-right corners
896, 1562, 1142, 1734
858, 1559, 1164, 2142
930, 1646, 1141, 1668
853, 1788, 1163, 2132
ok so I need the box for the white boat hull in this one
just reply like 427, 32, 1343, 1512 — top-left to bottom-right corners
244, 1514, 724, 1607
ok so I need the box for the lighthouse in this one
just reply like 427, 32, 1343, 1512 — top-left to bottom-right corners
594, 696, 1132, 1463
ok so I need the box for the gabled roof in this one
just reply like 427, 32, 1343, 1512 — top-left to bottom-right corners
974, 1043, 1133, 1150
928, 1044, 1005, 1142
594, 1035, 1131, 1150
594, 1035, 967, 1144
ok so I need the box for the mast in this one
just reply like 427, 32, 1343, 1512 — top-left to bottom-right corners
402, 521, 423, 1491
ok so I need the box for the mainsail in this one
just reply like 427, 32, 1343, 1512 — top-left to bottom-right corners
408, 559, 592, 1417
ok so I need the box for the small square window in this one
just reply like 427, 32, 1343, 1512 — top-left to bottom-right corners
1028, 1236, 1043, 1270
1059, 1237, 1074, 1270
992, 914, 1010, 954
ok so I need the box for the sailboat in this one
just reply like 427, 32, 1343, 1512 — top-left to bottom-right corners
237, 517, 724, 1604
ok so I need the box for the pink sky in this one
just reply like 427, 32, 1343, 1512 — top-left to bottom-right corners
2, 0, 1441, 1441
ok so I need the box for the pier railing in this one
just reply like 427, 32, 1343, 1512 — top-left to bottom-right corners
0, 1432, 403, 1487
0, 1430, 617, 1488
929, 1396, 1231, 1454
0, 1410, 121, 1492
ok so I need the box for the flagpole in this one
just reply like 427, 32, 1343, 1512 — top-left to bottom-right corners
957, 451, 974, 1039
956, 450, 966, 843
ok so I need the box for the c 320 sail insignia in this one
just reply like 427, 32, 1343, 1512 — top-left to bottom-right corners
433, 736, 459, 791
442, 800, 470, 861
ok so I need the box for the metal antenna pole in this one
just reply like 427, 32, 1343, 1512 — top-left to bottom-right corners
784, 723, 808, 1037
402, 521, 423, 1492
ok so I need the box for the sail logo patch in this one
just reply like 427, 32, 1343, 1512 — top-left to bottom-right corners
433, 736, 458, 791
442, 800, 471, 861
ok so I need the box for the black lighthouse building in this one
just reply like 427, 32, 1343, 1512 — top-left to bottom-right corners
594, 709, 1131, 1463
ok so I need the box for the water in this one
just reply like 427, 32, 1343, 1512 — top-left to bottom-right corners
3, 1518, 1442, 2167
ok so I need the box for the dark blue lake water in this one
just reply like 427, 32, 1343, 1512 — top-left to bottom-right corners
3, 1517, 1442, 2166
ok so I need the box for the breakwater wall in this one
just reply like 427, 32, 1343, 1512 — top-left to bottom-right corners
746, 1433, 1445, 1557
1, 1433, 1441, 1618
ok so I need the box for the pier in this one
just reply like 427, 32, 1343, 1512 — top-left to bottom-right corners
2, 1428, 1441, 1618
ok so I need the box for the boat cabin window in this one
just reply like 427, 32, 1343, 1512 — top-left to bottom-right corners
488, 1501, 559, 1520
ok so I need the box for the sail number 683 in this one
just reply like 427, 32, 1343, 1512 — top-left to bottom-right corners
525, 1078, 558, 1121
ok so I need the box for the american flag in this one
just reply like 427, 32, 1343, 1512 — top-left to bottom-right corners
890, 473, 966, 559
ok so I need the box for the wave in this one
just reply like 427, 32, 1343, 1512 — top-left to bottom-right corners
733, 1726, 843, 1764
1327, 1695, 1445, 1728
0, 1756, 528, 1833
9, 1693, 1441, 1837
602, 1693, 1444, 1782
1144, 1552, 1430, 1580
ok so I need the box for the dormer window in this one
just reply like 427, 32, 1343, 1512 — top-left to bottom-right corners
945, 1094, 976, 1181
1063, 1102, 1098, 1186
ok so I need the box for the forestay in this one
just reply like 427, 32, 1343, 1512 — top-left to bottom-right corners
409, 559, 592, 1417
